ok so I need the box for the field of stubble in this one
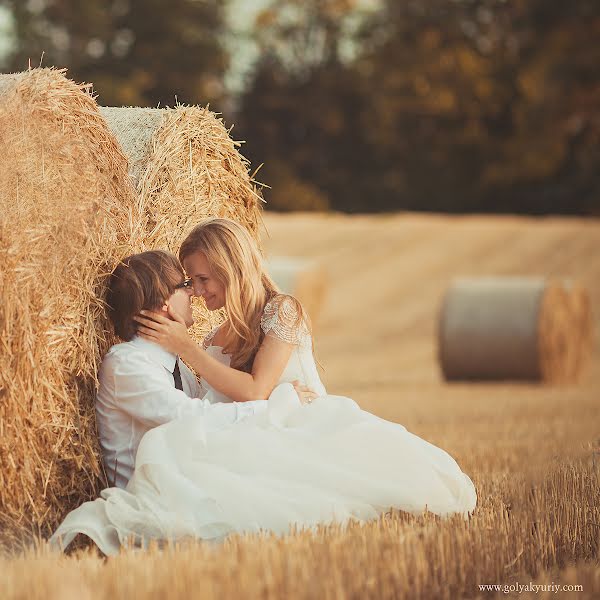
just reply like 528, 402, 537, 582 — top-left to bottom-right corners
1, 212, 599, 599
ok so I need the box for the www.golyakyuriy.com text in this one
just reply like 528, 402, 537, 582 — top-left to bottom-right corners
478, 581, 583, 594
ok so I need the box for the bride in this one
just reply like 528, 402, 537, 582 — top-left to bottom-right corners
51, 218, 476, 555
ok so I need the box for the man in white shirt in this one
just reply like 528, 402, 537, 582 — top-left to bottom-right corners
96, 250, 313, 489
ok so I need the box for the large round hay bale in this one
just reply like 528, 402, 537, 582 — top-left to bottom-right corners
264, 256, 328, 326
437, 277, 589, 383
99, 106, 265, 338
0, 69, 139, 547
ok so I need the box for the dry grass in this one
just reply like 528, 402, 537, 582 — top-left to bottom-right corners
0, 68, 141, 547
0, 211, 598, 598
1, 459, 598, 600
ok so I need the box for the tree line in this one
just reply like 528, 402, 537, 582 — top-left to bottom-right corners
2, 0, 598, 215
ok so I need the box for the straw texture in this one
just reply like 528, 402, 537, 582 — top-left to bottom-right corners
437, 277, 592, 382
0, 68, 140, 548
100, 106, 265, 338
562, 280, 594, 380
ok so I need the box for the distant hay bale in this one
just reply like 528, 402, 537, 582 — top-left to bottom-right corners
437, 277, 591, 383
563, 280, 594, 379
99, 106, 265, 338
0, 69, 139, 546
265, 256, 328, 325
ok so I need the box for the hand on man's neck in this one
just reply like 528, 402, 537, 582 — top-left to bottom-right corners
160, 303, 192, 330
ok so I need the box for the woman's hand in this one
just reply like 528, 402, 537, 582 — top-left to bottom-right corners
133, 305, 195, 356
292, 380, 318, 405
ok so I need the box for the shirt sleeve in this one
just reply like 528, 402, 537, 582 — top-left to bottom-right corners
108, 350, 265, 428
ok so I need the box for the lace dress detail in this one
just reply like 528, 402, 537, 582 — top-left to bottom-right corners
261, 295, 310, 347
202, 326, 220, 350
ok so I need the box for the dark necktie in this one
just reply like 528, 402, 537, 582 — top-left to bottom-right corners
173, 359, 183, 391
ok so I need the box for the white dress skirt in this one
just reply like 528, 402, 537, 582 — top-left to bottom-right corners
50, 297, 477, 555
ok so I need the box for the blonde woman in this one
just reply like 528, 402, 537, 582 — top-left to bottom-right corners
51, 218, 476, 555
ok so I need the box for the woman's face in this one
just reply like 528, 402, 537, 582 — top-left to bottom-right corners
183, 251, 226, 311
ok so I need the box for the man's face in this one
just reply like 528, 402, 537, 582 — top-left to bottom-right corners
183, 251, 226, 311
164, 281, 195, 328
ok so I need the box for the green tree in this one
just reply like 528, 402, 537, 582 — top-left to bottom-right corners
237, 0, 374, 212
1, 0, 228, 107
238, 0, 600, 214
363, 0, 600, 214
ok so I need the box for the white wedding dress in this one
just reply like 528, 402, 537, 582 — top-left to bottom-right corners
50, 296, 477, 555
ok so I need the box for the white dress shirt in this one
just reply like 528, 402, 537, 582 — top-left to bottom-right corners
96, 336, 265, 489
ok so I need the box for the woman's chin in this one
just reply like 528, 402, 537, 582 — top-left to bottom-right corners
206, 300, 224, 311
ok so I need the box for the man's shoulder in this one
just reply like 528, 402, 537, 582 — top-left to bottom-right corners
101, 340, 155, 371
105, 340, 142, 359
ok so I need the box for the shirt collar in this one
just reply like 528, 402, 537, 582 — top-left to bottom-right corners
129, 335, 178, 372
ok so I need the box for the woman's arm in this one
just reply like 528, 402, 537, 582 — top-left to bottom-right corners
134, 307, 294, 403
191, 333, 294, 403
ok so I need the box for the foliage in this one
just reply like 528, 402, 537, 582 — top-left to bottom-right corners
1, 0, 598, 214
1, 0, 228, 107
237, 0, 600, 214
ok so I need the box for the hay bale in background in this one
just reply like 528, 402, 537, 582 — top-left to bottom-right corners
100, 106, 265, 339
0, 69, 140, 547
437, 277, 591, 383
265, 256, 328, 326
563, 280, 594, 380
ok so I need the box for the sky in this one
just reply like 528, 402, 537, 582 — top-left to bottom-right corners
0, 6, 15, 60
225, 0, 380, 94
225, 0, 272, 94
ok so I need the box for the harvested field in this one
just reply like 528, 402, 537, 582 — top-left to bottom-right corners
1, 212, 598, 599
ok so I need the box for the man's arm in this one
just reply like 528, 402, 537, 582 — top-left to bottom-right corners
105, 351, 265, 427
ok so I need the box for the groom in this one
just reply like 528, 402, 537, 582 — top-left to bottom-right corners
97, 249, 314, 489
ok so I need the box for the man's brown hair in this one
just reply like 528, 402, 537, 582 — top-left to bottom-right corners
106, 250, 185, 341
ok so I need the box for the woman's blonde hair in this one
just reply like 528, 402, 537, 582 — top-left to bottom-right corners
179, 217, 309, 371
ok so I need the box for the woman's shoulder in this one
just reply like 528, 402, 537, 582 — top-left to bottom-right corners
262, 293, 302, 319
261, 293, 310, 345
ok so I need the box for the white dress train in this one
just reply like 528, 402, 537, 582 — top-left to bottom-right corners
50, 296, 477, 555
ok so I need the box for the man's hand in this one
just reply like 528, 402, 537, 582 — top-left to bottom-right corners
291, 380, 318, 405
133, 306, 194, 357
